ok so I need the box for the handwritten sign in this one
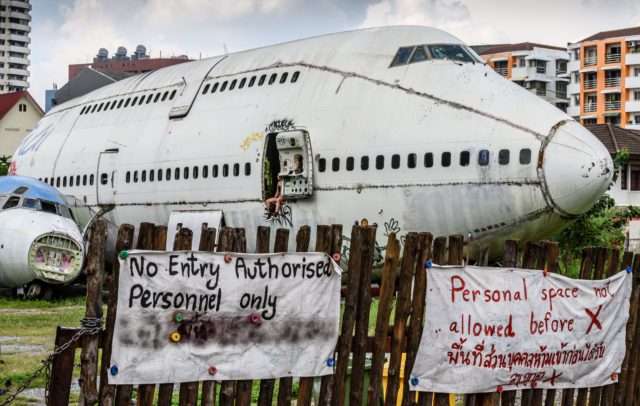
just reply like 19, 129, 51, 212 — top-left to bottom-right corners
410, 266, 632, 393
109, 251, 342, 385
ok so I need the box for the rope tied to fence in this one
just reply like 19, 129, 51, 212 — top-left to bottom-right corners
0, 317, 104, 406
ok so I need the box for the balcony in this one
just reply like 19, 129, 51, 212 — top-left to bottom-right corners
568, 83, 580, 94
627, 53, 640, 65
584, 79, 598, 90
605, 77, 621, 87
8, 22, 29, 32
605, 53, 622, 63
583, 103, 597, 113
10, 11, 30, 21
494, 67, 508, 77
567, 105, 580, 116
8, 56, 28, 65
605, 100, 621, 111
535, 88, 546, 96
9, 33, 29, 43
627, 76, 640, 89
9, 45, 28, 54
11, 1, 32, 10
8, 78, 28, 88
584, 56, 597, 66
626, 101, 640, 113
567, 60, 580, 72
556, 91, 568, 99
8, 68, 27, 76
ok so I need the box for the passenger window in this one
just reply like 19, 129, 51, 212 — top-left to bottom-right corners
117, 99, 124, 108
269, 74, 277, 85
239, 78, 246, 89
183, 167, 189, 180
245, 162, 251, 176
146, 94, 153, 104
292, 71, 300, 83
132, 97, 138, 105
104, 102, 111, 110
280, 72, 288, 83
166, 168, 171, 181
230, 79, 237, 90
424, 153, 433, 168
361, 156, 369, 170
138, 96, 145, 105
90, 175, 94, 185
441, 152, 451, 167
91, 105, 97, 113
408, 153, 416, 168
2, 196, 20, 209
376, 155, 384, 170
220, 81, 228, 92
80, 107, 86, 115
203, 165, 209, 178
111, 101, 117, 110
318, 158, 326, 172
169, 90, 177, 100
223, 164, 229, 177
56, 177, 61, 187
83, 175, 87, 185
76, 175, 80, 185
63, 177, 67, 187
126, 172, 131, 183
258, 75, 266, 86
175, 168, 180, 180
346, 157, 354, 171
124, 98, 131, 108
44, 177, 48, 184
141, 170, 146, 182
233, 163, 240, 176
520, 148, 532, 165
479, 150, 490, 166
391, 154, 400, 169
162, 91, 169, 101
70, 176, 74, 187
248, 76, 256, 87
332, 158, 340, 172
390, 46, 415, 67
212, 83, 219, 93
97, 103, 104, 112
133, 171, 139, 183
100, 173, 108, 185
212, 164, 218, 177
499, 149, 510, 165
460, 151, 470, 166
149, 170, 154, 182
410, 46, 428, 63
193, 166, 199, 179
158, 169, 163, 181
154, 93, 161, 102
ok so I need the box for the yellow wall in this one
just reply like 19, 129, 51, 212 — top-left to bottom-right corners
0, 95, 43, 157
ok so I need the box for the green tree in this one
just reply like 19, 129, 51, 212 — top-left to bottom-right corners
0, 155, 10, 176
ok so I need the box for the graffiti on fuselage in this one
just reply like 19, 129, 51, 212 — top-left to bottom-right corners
265, 119, 295, 133
17, 122, 54, 156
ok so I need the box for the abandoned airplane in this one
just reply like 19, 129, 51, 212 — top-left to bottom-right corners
10, 26, 613, 257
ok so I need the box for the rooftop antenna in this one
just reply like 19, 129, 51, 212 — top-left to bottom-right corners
223, 44, 228, 55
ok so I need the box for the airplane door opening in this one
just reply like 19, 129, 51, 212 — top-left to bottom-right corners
96, 149, 118, 206
262, 130, 314, 217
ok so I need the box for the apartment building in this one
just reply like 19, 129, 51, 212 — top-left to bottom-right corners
0, 0, 30, 93
479, 43, 570, 111
567, 26, 640, 129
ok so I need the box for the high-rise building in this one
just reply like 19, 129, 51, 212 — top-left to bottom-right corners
478, 43, 570, 112
567, 26, 640, 129
0, 0, 30, 93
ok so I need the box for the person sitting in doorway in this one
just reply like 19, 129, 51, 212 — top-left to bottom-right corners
265, 176, 286, 217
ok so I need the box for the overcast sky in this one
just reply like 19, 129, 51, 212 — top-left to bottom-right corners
29, 0, 640, 107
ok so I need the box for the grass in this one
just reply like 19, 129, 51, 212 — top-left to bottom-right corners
0, 296, 87, 404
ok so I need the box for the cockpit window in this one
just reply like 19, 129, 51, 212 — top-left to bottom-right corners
2, 196, 20, 209
22, 198, 42, 210
41, 201, 57, 214
410, 46, 428, 63
427, 44, 474, 63
390, 46, 415, 67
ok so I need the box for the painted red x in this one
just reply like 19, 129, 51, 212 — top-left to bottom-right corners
585, 305, 603, 334
543, 369, 563, 386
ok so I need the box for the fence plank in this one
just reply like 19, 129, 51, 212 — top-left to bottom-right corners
318, 224, 343, 406
234, 229, 254, 406
100, 224, 135, 405
474, 243, 497, 406
78, 219, 107, 406
586, 248, 609, 406
622, 254, 640, 406
573, 248, 596, 406
216, 227, 237, 406
333, 225, 365, 406
135, 223, 157, 406
297, 225, 324, 406
48, 327, 82, 406
350, 226, 377, 406
542, 242, 560, 406
403, 233, 433, 406
368, 233, 401, 406
501, 239, 520, 406
613, 252, 636, 406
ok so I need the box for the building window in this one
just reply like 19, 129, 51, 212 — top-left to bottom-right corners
424, 153, 433, 168
479, 150, 490, 166
631, 165, 640, 191
407, 153, 416, 168
621, 164, 628, 190
318, 158, 326, 172
361, 156, 369, 170
460, 151, 470, 166
332, 157, 340, 172
520, 148, 532, 165
441, 152, 451, 167
499, 149, 510, 165
18, 103, 26, 112
376, 155, 384, 170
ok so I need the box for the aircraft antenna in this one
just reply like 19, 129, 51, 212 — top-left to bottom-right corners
223, 44, 228, 55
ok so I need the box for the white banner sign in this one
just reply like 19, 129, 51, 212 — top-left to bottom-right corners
410, 266, 632, 393
109, 251, 342, 385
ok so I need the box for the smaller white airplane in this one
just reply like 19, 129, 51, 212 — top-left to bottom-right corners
0, 176, 84, 295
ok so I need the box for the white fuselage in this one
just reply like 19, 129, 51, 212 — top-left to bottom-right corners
12, 27, 613, 255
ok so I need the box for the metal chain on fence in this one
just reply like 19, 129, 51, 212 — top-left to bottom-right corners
0, 317, 103, 406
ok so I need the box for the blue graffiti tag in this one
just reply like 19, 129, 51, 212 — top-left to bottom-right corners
17, 123, 54, 156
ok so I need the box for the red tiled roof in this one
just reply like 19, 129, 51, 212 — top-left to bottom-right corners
478, 42, 566, 55
578, 26, 640, 43
0, 91, 43, 120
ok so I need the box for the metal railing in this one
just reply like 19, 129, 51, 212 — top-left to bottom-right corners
584, 79, 598, 90
583, 103, 597, 113
556, 92, 568, 99
605, 101, 621, 110
605, 77, 621, 87
536, 67, 546, 74
535, 88, 546, 96
605, 53, 622, 63
584, 56, 597, 66
494, 67, 508, 76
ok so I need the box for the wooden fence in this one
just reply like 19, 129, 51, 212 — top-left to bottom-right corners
46, 219, 640, 406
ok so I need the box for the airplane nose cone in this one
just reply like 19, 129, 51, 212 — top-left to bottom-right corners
542, 121, 613, 216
